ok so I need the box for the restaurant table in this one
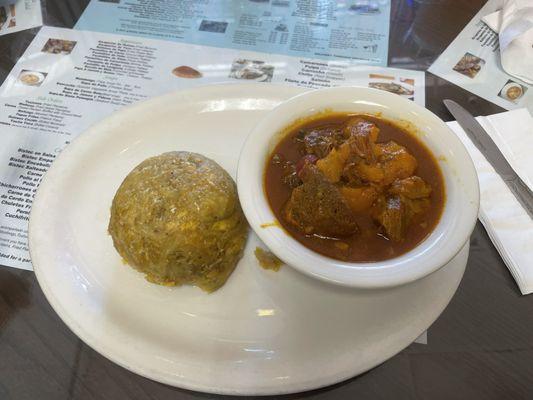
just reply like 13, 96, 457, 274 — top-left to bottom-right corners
1, 1, 532, 399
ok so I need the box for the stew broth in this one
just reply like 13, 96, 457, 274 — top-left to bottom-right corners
264, 113, 445, 262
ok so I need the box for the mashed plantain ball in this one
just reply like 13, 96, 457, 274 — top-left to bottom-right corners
108, 152, 248, 292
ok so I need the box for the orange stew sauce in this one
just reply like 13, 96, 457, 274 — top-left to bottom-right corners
264, 113, 445, 262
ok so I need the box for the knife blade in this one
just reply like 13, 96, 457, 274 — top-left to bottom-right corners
443, 99, 533, 219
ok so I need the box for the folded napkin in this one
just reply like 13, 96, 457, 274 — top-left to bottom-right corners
482, 0, 533, 84
447, 108, 533, 295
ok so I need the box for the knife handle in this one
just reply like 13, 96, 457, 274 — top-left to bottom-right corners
508, 177, 533, 219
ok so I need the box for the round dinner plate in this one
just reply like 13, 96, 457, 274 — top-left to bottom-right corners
29, 83, 468, 395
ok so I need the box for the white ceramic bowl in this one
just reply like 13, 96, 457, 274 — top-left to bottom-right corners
237, 86, 479, 289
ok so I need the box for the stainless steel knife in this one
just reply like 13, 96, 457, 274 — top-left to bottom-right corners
443, 99, 533, 219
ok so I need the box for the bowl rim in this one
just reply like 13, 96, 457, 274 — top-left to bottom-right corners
237, 86, 479, 289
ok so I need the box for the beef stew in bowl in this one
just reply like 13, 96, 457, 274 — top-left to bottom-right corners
237, 86, 479, 288
264, 113, 445, 262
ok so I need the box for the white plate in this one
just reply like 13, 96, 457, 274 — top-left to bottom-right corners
29, 84, 468, 395
500, 82, 524, 102
19, 71, 45, 86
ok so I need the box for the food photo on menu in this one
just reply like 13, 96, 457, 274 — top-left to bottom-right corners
41, 38, 77, 54
0, 0, 42, 36
0, 0, 532, 399
17, 69, 47, 86
0, 3, 16, 31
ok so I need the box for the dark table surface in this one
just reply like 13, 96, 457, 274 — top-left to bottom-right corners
1, 1, 532, 399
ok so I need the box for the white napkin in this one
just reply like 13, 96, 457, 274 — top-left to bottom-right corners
447, 109, 533, 295
481, 0, 533, 84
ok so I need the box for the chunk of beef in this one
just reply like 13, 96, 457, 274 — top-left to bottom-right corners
344, 117, 379, 163
341, 161, 364, 187
303, 127, 344, 158
389, 176, 432, 199
374, 141, 406, 160
372, 195, 407, 242
280, 160, 301, 188
372, 193, 431, 242
405, 197, 431, 218
284, 164, 358, 236
295, 154, 318, 178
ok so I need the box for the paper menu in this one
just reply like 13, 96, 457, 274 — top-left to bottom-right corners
75, 0, 391, 66
0, 26, 425, 271
0, 0, 42, 36
428, 0, 532, 113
